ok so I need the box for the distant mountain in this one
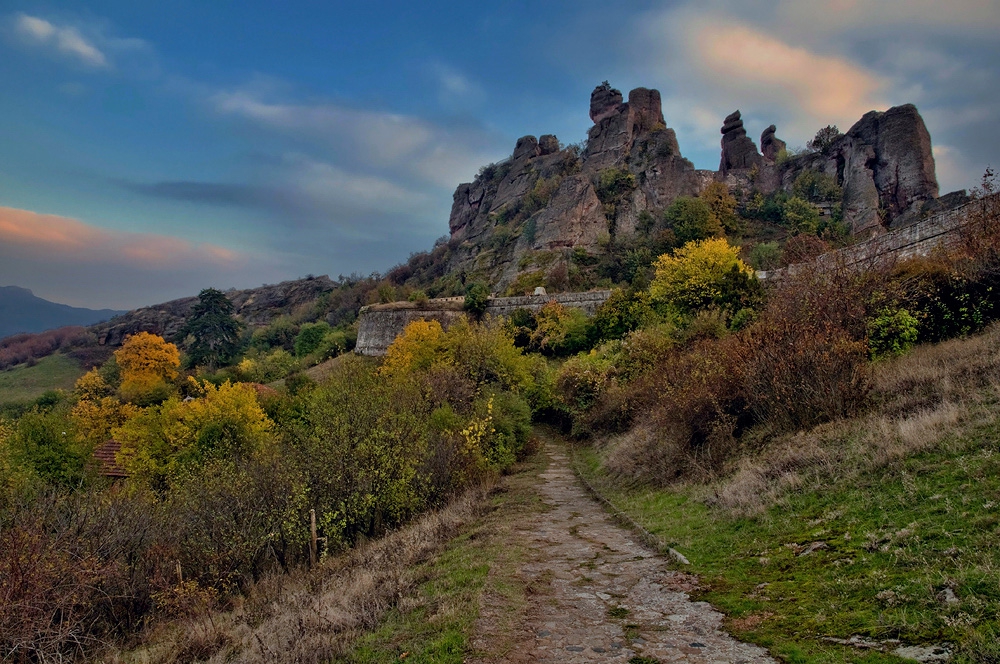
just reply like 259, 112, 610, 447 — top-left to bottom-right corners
0, 286, 125, 339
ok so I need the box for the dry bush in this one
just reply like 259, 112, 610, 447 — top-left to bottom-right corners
708, 323, 1000, 516
0, 326, 94, 369
109, 482, 494, 664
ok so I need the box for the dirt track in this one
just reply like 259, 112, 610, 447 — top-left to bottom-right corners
469, 440, 774, 663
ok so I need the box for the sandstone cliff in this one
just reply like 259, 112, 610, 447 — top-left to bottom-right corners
446, 82, 947, 290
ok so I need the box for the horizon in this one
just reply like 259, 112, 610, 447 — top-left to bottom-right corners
2, 0, 998, 309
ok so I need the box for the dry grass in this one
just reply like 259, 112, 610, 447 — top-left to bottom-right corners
653, 323, 1000, 517
110, 481, 494, 664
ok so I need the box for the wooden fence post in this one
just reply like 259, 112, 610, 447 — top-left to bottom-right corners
309, 509, 317, 567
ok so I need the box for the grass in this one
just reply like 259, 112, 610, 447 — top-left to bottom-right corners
0, 353, 83, 407
347, 449, 548, 662
572, 328, 1000, 663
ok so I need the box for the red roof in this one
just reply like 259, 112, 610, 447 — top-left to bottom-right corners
93, 440, 128, 478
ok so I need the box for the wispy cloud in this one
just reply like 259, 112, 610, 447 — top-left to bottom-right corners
0, 205, 241, 267
211, 88, 505, 189
15, 13, 107, 67
10, 12, 153, 72
0, 205, 290, 309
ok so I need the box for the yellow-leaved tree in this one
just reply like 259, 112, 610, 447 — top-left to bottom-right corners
650, 237, 755, 314
70, 369, 140, 448
379, 319, 446, 379
114, 332, 180, 404
115, 380, 274, 488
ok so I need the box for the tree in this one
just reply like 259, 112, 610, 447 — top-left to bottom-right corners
114, 332, 180, 404
181, 288, 243, 370
649, 238, 755, 314
294, 321, 332, 357
700, 182, 742, 234
464, 282, 490, 318
807, 125, 842, 153
663, 197, 724, 245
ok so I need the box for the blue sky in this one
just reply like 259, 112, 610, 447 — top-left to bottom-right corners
1, 0, 998, 308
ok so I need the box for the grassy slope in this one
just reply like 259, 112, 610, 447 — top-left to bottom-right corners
0, 353, 83, 406
573, 329, 1000, 663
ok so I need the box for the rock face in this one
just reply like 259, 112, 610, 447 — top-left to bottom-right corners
720, 110, 763, 172
760, 125, 786, 162
775, 104, 939, 234
447, 82, 710, 291
589, 81, 623, 123
446, 83, 945, 289
91, 276, 337, 346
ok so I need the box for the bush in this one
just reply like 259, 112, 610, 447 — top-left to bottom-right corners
464, 282, 490, 317
868, 308, 919, 358
293, 322, 332, 357
663, 197, 724, 245
649, 238, 756, 315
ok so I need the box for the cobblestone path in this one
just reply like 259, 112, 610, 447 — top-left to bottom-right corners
470, 442, 775, 663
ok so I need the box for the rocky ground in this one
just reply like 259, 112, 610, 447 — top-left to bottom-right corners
468, 438, 775, 663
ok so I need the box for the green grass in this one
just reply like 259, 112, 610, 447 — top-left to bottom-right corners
573, 418, 1000, 663
0, 353, 83, 407
346, 452, 548, 662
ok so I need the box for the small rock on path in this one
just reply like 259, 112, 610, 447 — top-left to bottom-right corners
469, 442, 775, 663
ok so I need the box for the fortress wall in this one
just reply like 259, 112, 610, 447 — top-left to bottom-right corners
759, 195, 993, 280
356, 290, 612, 356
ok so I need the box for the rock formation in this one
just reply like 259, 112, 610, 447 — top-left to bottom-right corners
446, 82, 947, 289
719, 110, 763, 172
760, 125, 786, 162
776, 104, 939, 234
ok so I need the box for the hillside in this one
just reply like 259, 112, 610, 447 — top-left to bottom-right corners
0, 285, 123, 338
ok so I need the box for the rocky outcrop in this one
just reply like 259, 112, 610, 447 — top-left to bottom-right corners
775, 104, 939, 234
720, 110, 763, 172
91, 276, 336, 346
446, 83, 946, 290
589, 81, 623, 123
760, 125, 786, 163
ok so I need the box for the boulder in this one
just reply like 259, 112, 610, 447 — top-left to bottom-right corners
538, 134, 560, 155
513, 135, 540, 161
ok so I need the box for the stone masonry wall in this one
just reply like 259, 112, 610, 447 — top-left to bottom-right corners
758, 195, 994, 280
355, 290, 612, 356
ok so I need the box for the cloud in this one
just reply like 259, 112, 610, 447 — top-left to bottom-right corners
15, 13, 107, 67
211, 89, 505, 189
0, 206, 282, 309
691, 20, 886, 121
10, 12, 154, 72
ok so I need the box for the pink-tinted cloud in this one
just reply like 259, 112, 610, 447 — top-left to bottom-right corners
691, 20, 887, 122
0, 206, 240, 267
0, 206, 270, 309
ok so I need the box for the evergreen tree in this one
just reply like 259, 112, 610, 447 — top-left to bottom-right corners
181, 288, 243, 370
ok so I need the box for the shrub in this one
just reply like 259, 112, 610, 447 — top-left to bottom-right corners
663, 196, 724, 245
868, 308, 919, 358
529, 301, 590, 356
749, 242, 781, 271
293, 321, 332, 357
464, 282, 490, 317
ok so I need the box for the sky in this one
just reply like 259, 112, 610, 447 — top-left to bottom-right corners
1, 0, 998, 309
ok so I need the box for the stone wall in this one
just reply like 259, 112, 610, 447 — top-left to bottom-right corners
759, 195, 994, 280
355, 290, 612, 356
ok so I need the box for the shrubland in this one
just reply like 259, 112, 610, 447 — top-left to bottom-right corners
0, 314, 537, 661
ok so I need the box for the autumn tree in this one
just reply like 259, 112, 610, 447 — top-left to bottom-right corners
649, 238, 756, 314
114, 332, 180, 405
700, 182, 742, 234
181, 288, 243, 370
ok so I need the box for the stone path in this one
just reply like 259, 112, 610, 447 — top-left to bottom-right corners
469, 443, 775, 663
